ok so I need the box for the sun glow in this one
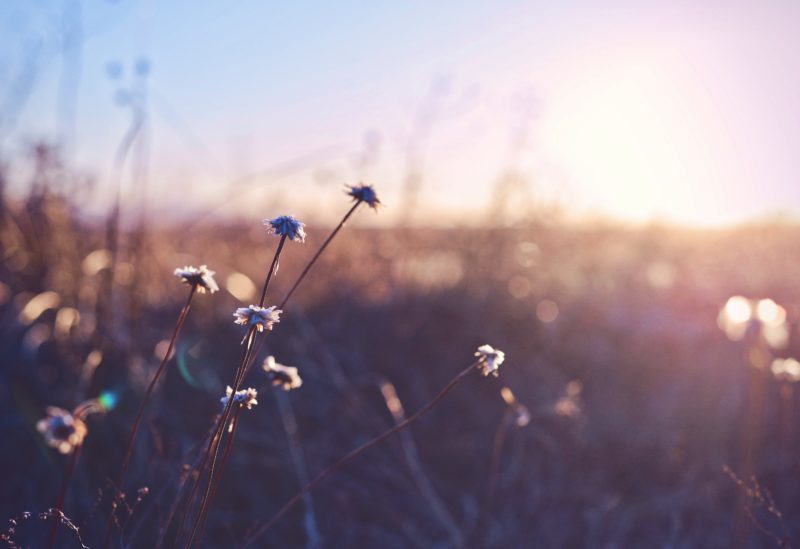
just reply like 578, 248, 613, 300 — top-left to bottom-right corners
542, 51, 725, 224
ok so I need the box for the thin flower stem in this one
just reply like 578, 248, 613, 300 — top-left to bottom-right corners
242, 359, 482, 547
279, 201, 361, 309
154, 418, 218, 549
184, 230, 289, 549
103, 284, 197, 549
259, 234, 286, 307
194, 407, 243, 544
172, 331, 254, 548
46, 444, 82, 549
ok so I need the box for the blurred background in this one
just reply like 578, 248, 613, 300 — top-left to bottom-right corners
2, 1, 800, 547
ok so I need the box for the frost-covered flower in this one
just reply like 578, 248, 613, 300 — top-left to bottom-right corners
220, 386, 259, 410
475, 344, 505, 377
37, 407, 88, 454
262, 356, 303, 391
346, 184, 381, 210
233, 305, 282, 333
264, 215, 306, 243
174, 265, 219, 294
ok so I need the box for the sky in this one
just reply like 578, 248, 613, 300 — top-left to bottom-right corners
1, 0, 799, 226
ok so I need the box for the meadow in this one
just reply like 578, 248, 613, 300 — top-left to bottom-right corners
2, 169, 800, 548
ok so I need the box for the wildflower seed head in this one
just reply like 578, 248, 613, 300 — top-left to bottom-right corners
346, 183, 381, 210
264, 215, 306, 243
174, 265, 219, 294
475, 344, 506, 377
233, 305, 282, 333
36, 407, 88, 454
262, 355, 303, 391
220, 386, 259, 410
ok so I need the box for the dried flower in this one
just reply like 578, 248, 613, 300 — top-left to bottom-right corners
37, 407, 88, 454
346, 183, 381, 210
174, 265, 219, 294
475, 344, 505, 377
264, 215, 306, 243
262, 356, 303, 391
220, 386, 259, 410
233, 305, 282, 333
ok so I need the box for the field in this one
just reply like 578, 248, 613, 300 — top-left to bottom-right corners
2, 184, 800, 548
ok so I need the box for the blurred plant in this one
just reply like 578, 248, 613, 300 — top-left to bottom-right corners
478, 386, 530, 547
38, 396, 111, 549
724, 465, 791, 548
262, 355, 303, 391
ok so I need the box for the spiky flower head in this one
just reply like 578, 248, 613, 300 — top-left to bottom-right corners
475, 344, 505, 377
233, 305, 282, 333
264, 215, 306, 243
174, 265, 219, 294
262, 356, 303, 391
346, 183, 381, 210
220, 386, 259, 410
37, 407, 88, 454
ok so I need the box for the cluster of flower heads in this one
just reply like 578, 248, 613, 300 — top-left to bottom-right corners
174, 265, 219, 294
37, 407, 89, 454
346, 183, 381, 210
233, 305, 282, 333
264, 215, 306, 243
475, 344, 506, 377
220, 386, 259, 410
263, 356, 303, 391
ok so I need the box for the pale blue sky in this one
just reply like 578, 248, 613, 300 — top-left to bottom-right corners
1, 0, 799, 225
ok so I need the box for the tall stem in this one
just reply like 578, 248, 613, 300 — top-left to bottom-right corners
172, 331, 254, 548
184, 230, 290, 549
259, 235, 286, 307
195, 407, 243, 544
242, 360, 481, 547
46, 445, 81, 549
103, 285, 196, 549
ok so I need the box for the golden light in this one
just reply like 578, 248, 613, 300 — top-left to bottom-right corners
541, 50, 724, 224
723, 296, 752, 325
755, 298, 786, 326
771, 358, 800, 383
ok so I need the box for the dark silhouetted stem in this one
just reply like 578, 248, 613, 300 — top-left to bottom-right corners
47, 444, 81, 549
103, 284, 196, 549
242, 360, 481, 547
259, 234, 286, 307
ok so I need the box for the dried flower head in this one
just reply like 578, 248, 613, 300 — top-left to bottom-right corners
174, 265, 219, 294
262, 356, 303, 391
233, 305, 282, 333
220, 386, 259, 410
37, 407, 88, 454
346, 183, 381, 210
264, 215, 306, 243
475, 344, 505, 377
